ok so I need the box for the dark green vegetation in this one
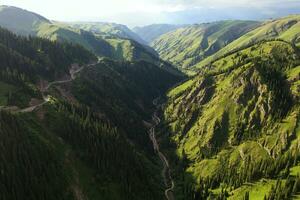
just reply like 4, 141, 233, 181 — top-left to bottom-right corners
162, 39, 300, 199
133, 24, 186, 44
0, 22, 183, 200
0, 27, 95, 107
69, 58, 182, 148
0, 111, 72, 200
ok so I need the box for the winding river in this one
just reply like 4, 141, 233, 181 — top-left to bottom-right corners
150, 98, 175, 200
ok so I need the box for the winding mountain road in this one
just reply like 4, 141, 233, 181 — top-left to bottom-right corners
150, 98, 175, 200
1, 61, 100, 113
2, 59, 176, 199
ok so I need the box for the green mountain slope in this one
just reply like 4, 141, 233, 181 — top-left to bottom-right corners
0, 6, 166, 67
36, 23, 158, 63
0, 26, 183, 199
133, 24, 186, 44
69, 22, 147, 45
197, 15, 300, 69
163, 40, 300, 199
152, 20, 260, 74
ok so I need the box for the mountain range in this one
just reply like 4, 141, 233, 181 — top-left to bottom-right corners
0, 4, 300, 200
0, 6, 168, 68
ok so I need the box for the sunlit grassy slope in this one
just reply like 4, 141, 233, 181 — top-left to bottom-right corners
164, 40, 300, 199
0, 6, 165, 67
153, 15, 300, 75
197, 15, 300, 69
69, 22, 147, 45
152, 20, 259, 73
35, 23, 160, 63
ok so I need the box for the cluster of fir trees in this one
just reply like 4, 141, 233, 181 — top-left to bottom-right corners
45, 100, 162, 200
265, 175, 300, 200
178, 147, 300, 199
254, 59, 293, 118
0, 111, 71, 200
71, 59, 181, 149
0, 27, 96, 82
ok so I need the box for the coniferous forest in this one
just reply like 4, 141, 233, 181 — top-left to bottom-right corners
0, 3, 300, 200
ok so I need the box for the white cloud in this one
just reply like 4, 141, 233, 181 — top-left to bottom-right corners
1, 0, 300, 25
151, 0, 300, 10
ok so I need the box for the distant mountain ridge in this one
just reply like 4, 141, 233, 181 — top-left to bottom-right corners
151, 20, 260, 74
0, 5, 50, 35
197, 15, 300, 69
69, 22, 147, 45
133, 24, 186, 44
152, 15, 300, 74
0, 5, 168, 69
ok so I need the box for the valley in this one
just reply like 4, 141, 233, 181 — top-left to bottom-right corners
150, 98, 175, 200
0, 15, 181, 199
0, 3, 300, 200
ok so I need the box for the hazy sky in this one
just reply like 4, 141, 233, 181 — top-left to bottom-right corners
2, 0, 300, 26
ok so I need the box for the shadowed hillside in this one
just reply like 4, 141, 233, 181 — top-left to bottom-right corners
0, 26, 183, 200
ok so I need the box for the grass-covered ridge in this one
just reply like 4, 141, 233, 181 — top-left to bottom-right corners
0, 5, 170, 69
36, 23, 160, 63
69, 22, 147, 45
152, 15, 300, 75
197, 15, 300, 69
152, 20, 260, 74
163, 40, 300, 199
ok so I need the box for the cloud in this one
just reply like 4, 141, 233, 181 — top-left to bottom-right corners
141, 0, 300, 10
1, 0, 300, 26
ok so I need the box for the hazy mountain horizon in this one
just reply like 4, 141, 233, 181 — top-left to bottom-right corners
1, 0, 300, 27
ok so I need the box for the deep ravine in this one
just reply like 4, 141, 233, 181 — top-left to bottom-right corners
1, 59, 177, 199
150, 98, 175, 200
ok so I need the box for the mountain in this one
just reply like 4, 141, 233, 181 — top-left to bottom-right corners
3, 4, 300, 200
0, 25, 183, 199
69, 22, 147, 45
153, 16, 300, 75
0, 6, 168, 68
0, 5, 50, 35
152, 20, 260, 74
133, 24, 186, 44
162, 39, 300, 199
197, 15, 300, 69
